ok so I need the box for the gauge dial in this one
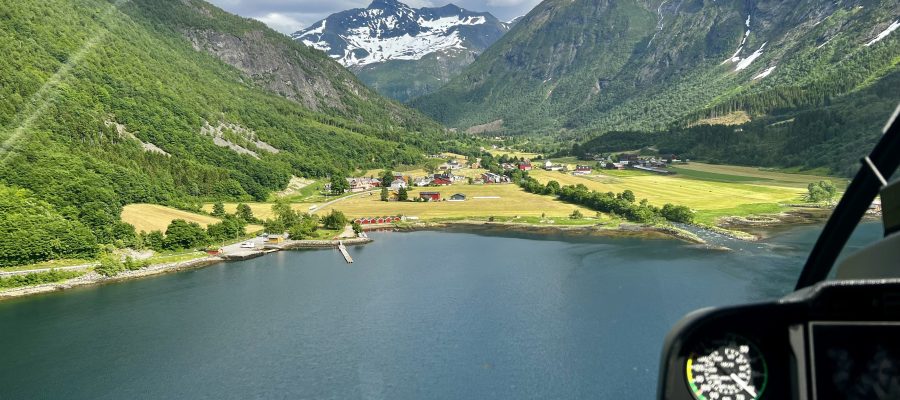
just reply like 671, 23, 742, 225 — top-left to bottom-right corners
685, 334, 767, 400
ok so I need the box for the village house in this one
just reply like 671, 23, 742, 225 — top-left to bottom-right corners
661, 154, 682, 163
392, 172, 406, 181
518, 161, 533, 171
573, 165, 592, 175
501, 163, 516, 171
543, 160, 564, 171
449, 193, 467, 201
390, 178, 408, 190
605, 162, 626, 170
481, 172, 510, 184
346, 177, 380, 192
414, 176, 433, 187
431, 174, 453, 186
419, 191, 441, 201
267, 234, 286, 244
618, 154, 639, 164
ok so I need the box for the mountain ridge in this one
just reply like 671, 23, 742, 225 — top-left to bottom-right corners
293, 0, 511, 102
412, 0, 900, 136
0, 0, 444, 266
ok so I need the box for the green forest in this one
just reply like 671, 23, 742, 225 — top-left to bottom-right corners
574, 69, 900, 176
0, 0, 448, 266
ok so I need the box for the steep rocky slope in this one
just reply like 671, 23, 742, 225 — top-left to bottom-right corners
413, 0, 899, 135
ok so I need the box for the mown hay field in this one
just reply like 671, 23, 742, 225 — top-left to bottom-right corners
123, 204, 263, 233
208, 184, 593, 221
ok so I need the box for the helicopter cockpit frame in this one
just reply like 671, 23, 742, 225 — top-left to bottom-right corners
657, 105, 900, 400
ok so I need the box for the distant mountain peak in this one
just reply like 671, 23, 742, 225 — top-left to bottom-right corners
368, 0, 406, 9
292, 0, 508, 68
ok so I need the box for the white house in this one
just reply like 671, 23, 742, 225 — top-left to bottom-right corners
390, 179, 408, 190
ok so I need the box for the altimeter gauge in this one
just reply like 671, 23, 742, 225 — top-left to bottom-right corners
685, 334, 768, 400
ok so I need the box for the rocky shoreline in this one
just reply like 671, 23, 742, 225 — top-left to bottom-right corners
0, 256, 223, 301
0, 237, 374, 301
2, 208, 838, 301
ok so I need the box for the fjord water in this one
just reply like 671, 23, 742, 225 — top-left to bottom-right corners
0, 224, 881, 399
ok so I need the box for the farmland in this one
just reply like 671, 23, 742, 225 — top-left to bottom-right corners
207, 184, 594, 222
122, 204, 264, 233
184, 160, 845, 230
526, 166, 821, 224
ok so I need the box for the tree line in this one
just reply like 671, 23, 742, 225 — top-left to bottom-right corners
508, 170, 694, 224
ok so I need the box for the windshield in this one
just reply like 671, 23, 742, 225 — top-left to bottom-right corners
0, 0, 898, 398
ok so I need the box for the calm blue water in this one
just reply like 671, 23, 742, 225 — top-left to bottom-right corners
0, 223, 882, 399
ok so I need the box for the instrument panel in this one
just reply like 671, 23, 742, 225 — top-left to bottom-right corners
658, 279, 900, 399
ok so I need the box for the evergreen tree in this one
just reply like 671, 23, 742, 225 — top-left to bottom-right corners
236, 203, 255, 223
331, 174, 350, 195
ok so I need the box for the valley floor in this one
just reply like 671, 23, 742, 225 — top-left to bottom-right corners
1, 161, 842, 298
192, 161, 839, 235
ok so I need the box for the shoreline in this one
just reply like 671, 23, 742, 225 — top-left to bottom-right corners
0, 208, 839, 301
0, 237, 373, 302
386, 220, 707, 244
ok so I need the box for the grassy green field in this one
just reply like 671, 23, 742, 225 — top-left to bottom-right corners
668, 167, 771, 183
488, 149, 542, 160
208, 184, 594, 222
183, 162, 844, 228
527, 168, 810, 223
672, 162, 846, 189
122, 204, 264, 233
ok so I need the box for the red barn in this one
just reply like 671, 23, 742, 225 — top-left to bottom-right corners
420, 192, 441, 201
518, 162, 532, 171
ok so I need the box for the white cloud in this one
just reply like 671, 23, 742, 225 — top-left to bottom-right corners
485, 0, 539, 7
253, 12, 306, 34
402, 0, 436, 7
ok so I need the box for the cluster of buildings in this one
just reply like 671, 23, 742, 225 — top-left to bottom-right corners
341, 174, 410, 193
481, 172, 511, 184
415, 173, 466, 187
499, 159, 594, 176
416, 192, 467, 202
602, 154, 682, 174
353, 216, 403, 225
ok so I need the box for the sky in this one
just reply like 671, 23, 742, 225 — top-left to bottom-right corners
206, 0, 542, 35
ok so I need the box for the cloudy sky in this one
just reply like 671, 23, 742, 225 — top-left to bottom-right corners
207, 0, 542, 35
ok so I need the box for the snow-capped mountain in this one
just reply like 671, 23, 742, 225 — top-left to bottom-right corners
292, 0, 512, 102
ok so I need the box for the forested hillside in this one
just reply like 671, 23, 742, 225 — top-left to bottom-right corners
413, 0, 899, 136
575, 69, 900, 176
0, 0, 443, 266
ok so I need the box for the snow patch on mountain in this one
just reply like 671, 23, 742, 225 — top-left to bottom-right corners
736, 42, 767, 71
338, 30, 468, 66
865, 20, 899, 47
293, 1, 501, 68
722, 16, 752, 65
753, 65, 776, 80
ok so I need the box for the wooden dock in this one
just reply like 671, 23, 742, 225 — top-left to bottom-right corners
337, 242, 353, 263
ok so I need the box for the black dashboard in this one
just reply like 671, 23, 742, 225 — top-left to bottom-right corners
658, 279, 900, 400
